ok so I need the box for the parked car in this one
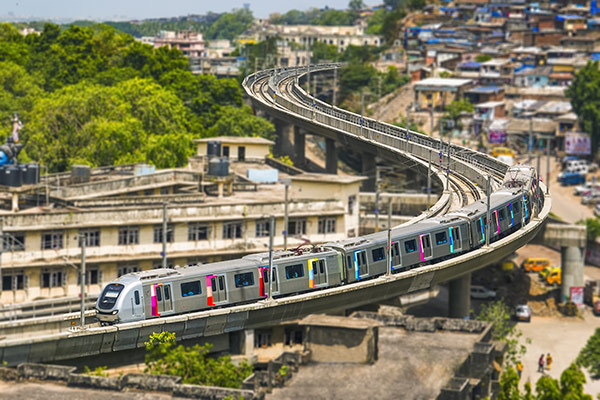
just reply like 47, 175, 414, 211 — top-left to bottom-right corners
582, 191, 600, 205
559, 172, 586, 186
546, 269, 561, 287
589, 162, 599, 172
521, 257, 550, 272
515, 304, 532, 322
470, 285, 497, 299
574, 182, 600, 196
491, 147, 515, 158
539, 266, 560, 281
595, 203, 600, 217
562, 156, 579, 169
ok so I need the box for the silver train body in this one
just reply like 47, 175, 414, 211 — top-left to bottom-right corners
96, 165, 539, 324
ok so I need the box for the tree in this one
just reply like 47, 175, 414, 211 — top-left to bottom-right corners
475, 54, 492, 63
206, 105, 275, 140
205, 9, 254, 40
536, 375, 561, 400
310, 41, 339, 63
349, 0, 365, 11
475, 300, 528, 367
577, 218, 600, 242
560, 363, 592, 400
577, 327, 600, 380
497, 367, 521, 400
567, 61, 600, 155
444, 99, 474, 131
145, 332, 253, 389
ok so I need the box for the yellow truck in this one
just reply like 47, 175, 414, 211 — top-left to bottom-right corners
546, 269, 561, 287
521, 258, 551, 272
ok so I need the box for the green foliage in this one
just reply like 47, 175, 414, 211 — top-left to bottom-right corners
310, 42, 339, 63
349, 0, 365, 11
83, 365, 109, 377
497, 367, 520, 400
278, 365, 289, 377
206, 105, 275, 140
0, 22, 271, 172
204, 9, 253, 40
366, 9, 388, 35
560, 363, 592, 399
475, 300, 528, 367
577, 218, 600, 242
577, 327, 600, 380
444, 99, 474, 130
145, 331, 253, 389
567, 61, 600, 155
475, 54, 493, 63
276, 155, 294, 166
270, 8, 358, 26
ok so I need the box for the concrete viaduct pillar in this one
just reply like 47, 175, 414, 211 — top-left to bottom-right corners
273, 119, 294, 158
560, 246, 585, 302
325, 138, 337, 174
294, 126, 306, 167
361, 153, 377, 192
448, 273, 471, 319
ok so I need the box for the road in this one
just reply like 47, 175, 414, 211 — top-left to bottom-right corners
517, 313, 600, 395
533, 154, 594, 223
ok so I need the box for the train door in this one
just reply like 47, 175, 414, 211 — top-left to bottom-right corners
356, 250, 368, 278
207, 274, 228, 305
310, 258, 328, 287
132, 288, 144, 319
152, 283, 173, 316
419, 234, 432, 261
391, 242, 402, 271
260, 266, 279, 296
493, 210, 500, 237
449, 226, 462, 253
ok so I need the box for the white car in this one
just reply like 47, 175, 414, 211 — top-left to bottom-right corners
470, 285, 496, 300
574, 182, 600, 196
515, 304, 531, 322
595, 203, 600, 217
582, 191, 600, 205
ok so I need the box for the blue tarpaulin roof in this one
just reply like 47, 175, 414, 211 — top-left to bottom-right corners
467, 86, 502, 93
459, 61, 481, 68
557, 14, 585, 20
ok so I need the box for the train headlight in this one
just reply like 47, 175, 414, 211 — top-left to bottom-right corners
111, 310, 119, 315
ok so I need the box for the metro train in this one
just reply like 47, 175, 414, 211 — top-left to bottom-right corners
96, 165, 540, 325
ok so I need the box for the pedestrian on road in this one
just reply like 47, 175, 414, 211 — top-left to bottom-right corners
538, 354, 545, 373
517, 361, 523, 379
546, 353, 552, 371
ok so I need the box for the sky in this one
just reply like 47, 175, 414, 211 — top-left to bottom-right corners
0, 0, 381, 21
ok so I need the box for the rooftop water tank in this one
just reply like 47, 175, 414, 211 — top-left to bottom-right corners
71, 164, 91, 184
207, 140, 222, 159
4, 165, 21, 187
208, 157, 229, 177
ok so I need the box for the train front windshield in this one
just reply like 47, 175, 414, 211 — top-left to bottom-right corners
98, 283, 124, 310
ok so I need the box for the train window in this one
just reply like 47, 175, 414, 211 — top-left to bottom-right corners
319, 260, 325, 274
134, 290, 140, 305
372, 247, 386, 262
359, 252, 367, 265
181, 281, 201, 297
211, 278, 216, 291
514, 202, 520, 213
499, 209, 505, 221
98, 283, 124, 310
235, 272, 255, 288
164, 286, 170, 300
262, 269, 269, 283
404, 239, 417, 253
476, 221, 482, 236
435, 232, 447, 245
156, 286, 163, 302
347, 255, 353, 269
218, 276, 225, 291
285, 264, 304, 279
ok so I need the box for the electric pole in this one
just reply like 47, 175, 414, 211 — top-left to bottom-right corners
162, 202, 168, 268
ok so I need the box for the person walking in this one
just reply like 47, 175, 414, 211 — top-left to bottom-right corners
538, 354, 545, 373
517, 361, 523, 379
546, 353, 552, 371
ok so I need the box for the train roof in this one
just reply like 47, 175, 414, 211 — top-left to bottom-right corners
243, 247, 338, 263
445, 199, 488, 219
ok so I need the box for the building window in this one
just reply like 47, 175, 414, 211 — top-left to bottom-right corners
188, 223, 209, 241
3, 233, 25, 252
41, 269, 63, 288
256, 220, 271, 237
160, 187, 170, 195
118, 226, 139, 245
223, 221, 242, 239
144, 189, 154, 196
117, 265, 139, 277
348, 195, 356, 215
153, 224, 174, 243
153, 260, 174, 269
78, 268, 100, 285
288, 219, 306, 235
41, 231, 63, 250
318, 217, 336, 234
79, 229, 100, 247
2, 271, 24, 290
